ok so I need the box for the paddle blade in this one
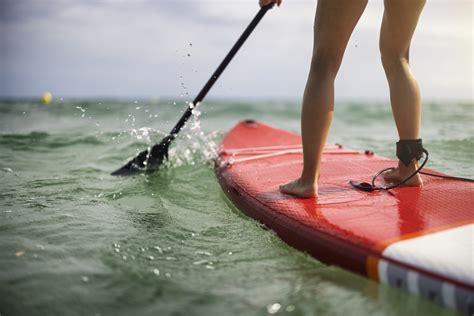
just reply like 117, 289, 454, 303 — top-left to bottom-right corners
111, 149, 149, 176
145, 135, 173, 172
111, 135, 174, 176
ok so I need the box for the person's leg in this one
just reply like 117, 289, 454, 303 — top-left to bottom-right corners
280, 0, 367, 198
380, 0, 426, 186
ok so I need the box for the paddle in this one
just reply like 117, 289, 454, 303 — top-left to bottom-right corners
111, 4, 274, 176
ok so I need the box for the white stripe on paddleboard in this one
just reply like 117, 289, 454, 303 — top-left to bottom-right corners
378, 260, 389, 284
407, 271, 419, 295
377, 224, 474, 313
382, 224, 473, 287
441, 283, 456, 309
377, 257, 474, 313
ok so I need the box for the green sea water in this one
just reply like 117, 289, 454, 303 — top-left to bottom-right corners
0, 98, 472, 316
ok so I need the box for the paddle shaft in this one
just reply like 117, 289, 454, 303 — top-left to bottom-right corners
169, 4, 273, 137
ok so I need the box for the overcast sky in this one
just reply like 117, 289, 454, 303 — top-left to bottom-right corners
1, 0, 472, 100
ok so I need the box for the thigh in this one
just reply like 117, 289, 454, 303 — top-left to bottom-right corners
380, 0, 426, 59
313, 0, 367, 60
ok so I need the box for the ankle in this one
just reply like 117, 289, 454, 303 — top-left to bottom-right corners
299, 172, 318, 186
397, 160, 419, 173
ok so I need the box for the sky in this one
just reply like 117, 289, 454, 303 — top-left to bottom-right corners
1, 0, 472, 100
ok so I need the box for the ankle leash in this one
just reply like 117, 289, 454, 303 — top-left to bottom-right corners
350, 139, 473, 192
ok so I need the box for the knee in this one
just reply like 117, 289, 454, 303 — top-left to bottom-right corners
309, 47, 344, 78
379, 44, 409, 73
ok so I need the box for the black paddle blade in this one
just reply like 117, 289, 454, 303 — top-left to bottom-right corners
145, 135, 173, 172
111, 149, 149, 176
110, 135, 174, 176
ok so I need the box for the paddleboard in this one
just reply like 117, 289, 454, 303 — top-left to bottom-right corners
215, 120, 473, 314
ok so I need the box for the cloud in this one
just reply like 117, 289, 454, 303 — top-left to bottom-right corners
1, 0, 472, 100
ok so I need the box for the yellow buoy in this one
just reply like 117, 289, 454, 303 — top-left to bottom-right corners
41, 92, 53, 105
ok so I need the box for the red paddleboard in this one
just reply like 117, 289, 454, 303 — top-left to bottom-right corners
215, 120, 473, 314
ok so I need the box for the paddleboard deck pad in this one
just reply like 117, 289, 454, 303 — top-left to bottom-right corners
215, 120, 473, 314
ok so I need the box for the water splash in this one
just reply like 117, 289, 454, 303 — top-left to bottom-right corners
75, 106, 87, 118
153, 246, 163, 254
2, 167, 19, 176
266, 303, 281, 314
130, 127, 154, 142
165, 102, 219, 168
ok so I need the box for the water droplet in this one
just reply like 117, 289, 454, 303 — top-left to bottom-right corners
139, 247, 145, 252
187, 53, 191, 57
228, 252, 233, 255
5, 210, 12, 213
122, 255, 127, 260
267, 303, 281, 314
189, 43, 192, 46
165, 256, 176, 261
153, 246, 163, 254
205, 265, 215, 270
195, 251, 211, 256
286, 305, 295, 312
114, 248, 120, 253
193, 259, 208, 265
165, 273, 171, 278
135, 106, 141, 110
148, 256, 155, 261
153, 268, 160, 276
134, 100, 138, 104
82, 276, 89, 283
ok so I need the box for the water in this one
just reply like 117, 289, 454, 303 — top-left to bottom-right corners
0, 98, 472, 316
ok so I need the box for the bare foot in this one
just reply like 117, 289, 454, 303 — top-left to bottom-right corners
382, 161, 423, 187
279, 178, 318, 198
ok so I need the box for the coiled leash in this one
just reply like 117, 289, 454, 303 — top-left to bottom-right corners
350, 139, 474, 192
